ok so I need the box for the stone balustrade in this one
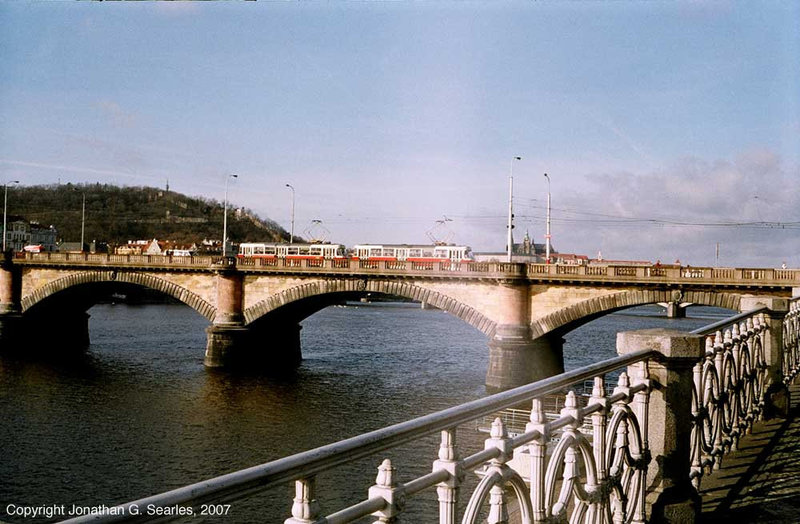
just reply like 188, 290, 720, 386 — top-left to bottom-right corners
60, 301, 799, 524
13, 252, 800, 287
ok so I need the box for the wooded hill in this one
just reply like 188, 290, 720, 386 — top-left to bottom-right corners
8, 183, 291, 247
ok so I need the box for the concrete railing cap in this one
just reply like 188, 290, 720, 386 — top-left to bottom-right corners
617, 328, 705, 360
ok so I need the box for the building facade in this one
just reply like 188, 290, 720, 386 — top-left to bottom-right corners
2, 217, 58, 253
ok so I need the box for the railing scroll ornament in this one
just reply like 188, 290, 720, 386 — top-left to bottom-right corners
783, 298, 800, 383
688, 310, 769, 490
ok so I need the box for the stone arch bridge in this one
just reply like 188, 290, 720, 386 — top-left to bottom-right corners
2, 252, 797, 390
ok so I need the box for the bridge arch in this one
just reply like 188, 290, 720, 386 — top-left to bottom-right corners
21, 270, 216, 321
243, 279, 497, 336
531, 289, 742, 338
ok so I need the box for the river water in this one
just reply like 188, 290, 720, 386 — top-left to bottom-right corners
0, 302, 730, 523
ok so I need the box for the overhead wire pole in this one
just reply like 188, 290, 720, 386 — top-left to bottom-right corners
222, 174, 237, 257
507, 156, 521, 262
544, 172, 551, 263
81, 192, 85, 252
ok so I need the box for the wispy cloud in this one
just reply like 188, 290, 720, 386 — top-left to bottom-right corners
0, 159, 144, 180
549, 149, 800, 266
96, 100, 137, 128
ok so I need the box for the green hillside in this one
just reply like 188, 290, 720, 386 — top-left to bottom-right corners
8, 183, 291, 247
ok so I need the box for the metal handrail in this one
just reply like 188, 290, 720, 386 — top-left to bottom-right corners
690, 306, 769, 336
61, 348, 656, 523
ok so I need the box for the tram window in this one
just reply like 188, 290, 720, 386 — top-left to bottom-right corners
370, 248, 382, 257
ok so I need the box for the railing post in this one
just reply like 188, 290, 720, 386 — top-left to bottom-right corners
526, 398, 549, 523
617, 329, 704, 523
739, 296, 790, 417
433, 429, 461, 524
284, 477, 321, 524
589, 377, 609, 485
369, 459, 404, 523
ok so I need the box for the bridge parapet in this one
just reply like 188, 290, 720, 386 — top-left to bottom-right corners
15, 251, 225, 269
14, 252, 800, 287
527, 262, 800, 286
61, 304, 794, 523
234, 256, 527, 279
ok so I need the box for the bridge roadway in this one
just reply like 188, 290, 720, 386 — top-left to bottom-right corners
2, 252, 798, 390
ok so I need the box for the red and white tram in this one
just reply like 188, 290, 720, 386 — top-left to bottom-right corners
238, 242, 347, 260
351, 244, 473, 262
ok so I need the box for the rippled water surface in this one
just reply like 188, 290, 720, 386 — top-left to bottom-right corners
0, 302, 731, 522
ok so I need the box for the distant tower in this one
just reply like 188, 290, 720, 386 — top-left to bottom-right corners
522, 230, 532, 255
166, 179, 170, 193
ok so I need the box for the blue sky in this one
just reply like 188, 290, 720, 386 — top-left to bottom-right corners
1, 1, 798, 266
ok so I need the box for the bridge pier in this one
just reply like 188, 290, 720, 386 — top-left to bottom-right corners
657, 301, 689, 318
204, 325, 250, 367
204, 264, 304, 369
486, 331, 564, 392
205, 264, 246, 368
0, 251, 22, 345
666, 302, 686, 318
486, 281, 565, 391
205, 322, 303, 369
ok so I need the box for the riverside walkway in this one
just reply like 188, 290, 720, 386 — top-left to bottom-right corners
699, 380, 800, 523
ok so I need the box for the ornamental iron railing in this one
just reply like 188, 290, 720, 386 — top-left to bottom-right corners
60, 302, 796, 523
687, 308, 770, 490
783, 298, 800, 384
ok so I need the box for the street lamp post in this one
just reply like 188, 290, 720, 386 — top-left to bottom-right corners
222, 174, 238, 257
3, 180, 20, 253
544, 173, 551, 263
507, 157, 521, 263
285, 183, 295, 244
80, 192, 86, 252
